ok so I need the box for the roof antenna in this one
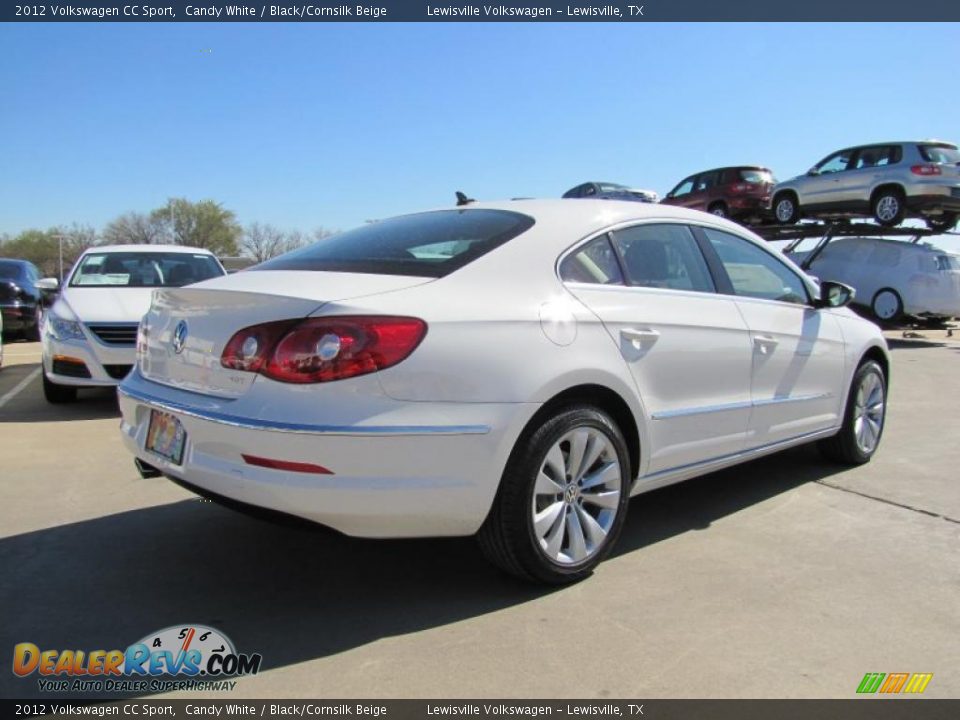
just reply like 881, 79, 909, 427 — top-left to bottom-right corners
455, 191, 475, 207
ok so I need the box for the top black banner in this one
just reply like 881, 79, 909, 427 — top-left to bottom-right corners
4, 0, 960, 22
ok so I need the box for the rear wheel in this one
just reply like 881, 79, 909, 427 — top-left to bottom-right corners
926, 213, 958, 232
819, 360, 886, 465
478, 406, 631, 584
43, 371, 77, 404
872, 188, 905, 226
773, 193, 799, 224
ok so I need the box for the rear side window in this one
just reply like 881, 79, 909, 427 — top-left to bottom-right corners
256, 210, 534, 278
853, 145, 902, 169
918, 144, 960, 164
738, 169, 775, 184
611, 224, 715, 293
703, 228, 809, 305
560, 235, 624, 285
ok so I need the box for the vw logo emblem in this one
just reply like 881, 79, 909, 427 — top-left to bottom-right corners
171, 320, 188, 354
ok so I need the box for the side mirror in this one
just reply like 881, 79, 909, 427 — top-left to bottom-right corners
816, 280, 855, 309
807, 167, 820, 176
36, 277, 60, 291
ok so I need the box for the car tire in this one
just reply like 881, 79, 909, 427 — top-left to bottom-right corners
926, 213, 958, 232
871, 188, 905, 227
818, 360, 887, 465
25, 308, 42, 342
478, 405, 631, 584
773, 193, 799, 224
43, 371, 77, 404
871, 288, 903, 324
708, 202, 728, 219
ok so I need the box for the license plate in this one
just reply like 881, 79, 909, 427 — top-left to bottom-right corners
145, 409, 187, 465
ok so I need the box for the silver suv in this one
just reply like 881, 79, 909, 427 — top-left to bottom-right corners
772, 141, 960, 231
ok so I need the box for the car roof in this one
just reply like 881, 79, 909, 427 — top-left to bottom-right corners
691, 166, 771, 174
81, 244, 217, 255
832, 140, 957, 152
424, 198, 763, 246
0, 257, 32, 264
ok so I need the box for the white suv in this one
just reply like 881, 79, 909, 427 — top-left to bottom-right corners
791, 237, 960, 323
772, 141, 960, 231
41, 245, 226, 403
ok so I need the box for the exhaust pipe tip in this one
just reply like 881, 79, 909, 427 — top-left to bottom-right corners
135, 458, 163, 479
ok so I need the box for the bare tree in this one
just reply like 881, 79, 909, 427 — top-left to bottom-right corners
240, 222, 288, 262
313, 227, 336, 242
102, 212, 167, 245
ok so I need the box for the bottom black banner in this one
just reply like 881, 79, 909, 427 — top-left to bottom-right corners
3, 700, 959, 720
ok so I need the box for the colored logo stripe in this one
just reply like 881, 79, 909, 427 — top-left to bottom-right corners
857, 672, 933, 694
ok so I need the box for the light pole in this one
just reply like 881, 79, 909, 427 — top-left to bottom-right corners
52, 233, 67, 283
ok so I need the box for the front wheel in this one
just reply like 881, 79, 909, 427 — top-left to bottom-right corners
708, 202, 728, 219
818, 360, 887, 465
871, 288, 903, 323
773, 193, 799, 224
478, 406, 631, 584
872, 188, 905, 226
43, 371, 77, 404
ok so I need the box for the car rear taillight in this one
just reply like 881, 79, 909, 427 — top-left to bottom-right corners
911, 164, 942, 176
221, 316, 427, 384
730, 183, 750, 193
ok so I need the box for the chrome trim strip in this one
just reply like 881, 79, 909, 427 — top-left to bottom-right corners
118, 385, 491, 437
651, 392, 833, 420
645, 427, 837, 480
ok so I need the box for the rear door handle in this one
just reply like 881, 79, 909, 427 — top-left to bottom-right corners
621, 327, 660, 347
753, 334, 779, 354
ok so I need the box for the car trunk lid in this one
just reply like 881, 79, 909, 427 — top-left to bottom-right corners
138, 271, 433, 398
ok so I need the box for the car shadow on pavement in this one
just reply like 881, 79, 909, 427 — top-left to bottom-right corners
0, 445, 847, 700
0, 364, 120, 423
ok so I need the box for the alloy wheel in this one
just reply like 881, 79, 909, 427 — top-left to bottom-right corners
531, 427, 622, 565
853, 371, 885, 455
875, 195, 900, 223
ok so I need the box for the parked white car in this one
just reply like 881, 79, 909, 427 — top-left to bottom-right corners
41, 245, 226, 403
118, 201, 889, 583
791, 237, 960, 323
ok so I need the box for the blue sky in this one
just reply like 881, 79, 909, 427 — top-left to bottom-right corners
1, 22, 959, 244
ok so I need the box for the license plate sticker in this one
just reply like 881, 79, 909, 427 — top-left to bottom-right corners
145, 409, 187, 465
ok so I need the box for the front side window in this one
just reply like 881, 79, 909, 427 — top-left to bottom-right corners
559, 235, 624, 285
611, 224, 715, 293
816, 150, 854, 174
670, 177, 695, 198
256, 209, 534, 278
703, 229, 809, 305
70, 252, 225, 288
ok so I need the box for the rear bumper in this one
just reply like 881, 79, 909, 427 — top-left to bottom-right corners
118, 371, 538, 538
905, 191, 960, 214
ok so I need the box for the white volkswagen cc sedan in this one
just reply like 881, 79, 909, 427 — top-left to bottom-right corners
119, 201, 889, 583
42, 245, 226, 403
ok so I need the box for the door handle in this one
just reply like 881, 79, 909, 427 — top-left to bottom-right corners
753, 334, 779, 354
621, 327, 660, 348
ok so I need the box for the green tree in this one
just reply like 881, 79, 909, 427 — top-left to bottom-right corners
151, 198, 241, 255
0, 225, 97, 279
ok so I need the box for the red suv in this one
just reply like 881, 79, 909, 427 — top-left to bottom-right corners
662, 166, 775, 223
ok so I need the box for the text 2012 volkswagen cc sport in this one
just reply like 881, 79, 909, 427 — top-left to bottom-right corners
119, 200, 890, 584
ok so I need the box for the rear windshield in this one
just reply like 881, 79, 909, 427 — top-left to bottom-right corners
919, 144, 960, 164
738, 169, 774, 184
255, 209, 535, 278
0, 261, 23, 280
70, 252, 225, 288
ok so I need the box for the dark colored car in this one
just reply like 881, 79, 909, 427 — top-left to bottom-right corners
661, 166, 776, 223
563, 181, 659, 203
0, 258, 44, 341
